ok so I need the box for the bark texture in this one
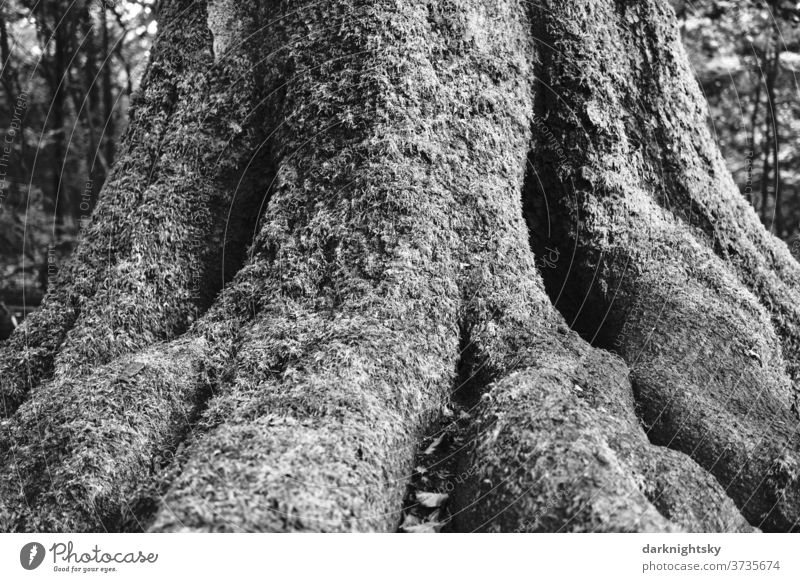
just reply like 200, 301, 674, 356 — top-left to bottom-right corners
0, 0, 794, 533
0, 0, 275, 530
525, 0, 800, 531
152, 0, 529, 532
0, 0, 268, 414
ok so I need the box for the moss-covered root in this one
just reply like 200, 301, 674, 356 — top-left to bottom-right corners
536, 206, 800, 531
143, 0, 536, 531
646, 448, 756, 533
451, 329, 753, 532
0, 0, 271, 416
526, 0, 800, 531
150, 307, 458, 532
452, 369, 673, 532
439, 86, 751, 532
0, 264, 269, 532
618, 241, 800, 532
614, 0, 800, 384
0, 332, 228, 532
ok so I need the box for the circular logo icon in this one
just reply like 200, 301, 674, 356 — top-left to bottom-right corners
20, 542, 46, 570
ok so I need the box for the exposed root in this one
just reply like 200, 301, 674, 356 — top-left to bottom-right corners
0, 332, 232, 531
450, 329, 753, 532
525, 0, 800, 531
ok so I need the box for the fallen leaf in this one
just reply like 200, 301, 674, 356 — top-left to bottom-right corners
746, 349, 763, 365
399, 513, 422, 531
423, 434, 445, 456
416, 491, 448, 508
402, 522, 444, 533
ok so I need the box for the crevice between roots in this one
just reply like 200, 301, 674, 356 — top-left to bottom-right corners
396, 322, 497, 533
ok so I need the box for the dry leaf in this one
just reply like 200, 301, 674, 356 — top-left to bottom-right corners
423, 434, 445, 456
416, 491, 448, 508
399, 513, 422, 531
123, 361, 146, 378
402, 522, 444, 533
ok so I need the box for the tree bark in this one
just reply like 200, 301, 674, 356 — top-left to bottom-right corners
524, 0, 800, 532
0, 0, 797, 533
0, 0, 275, 529
0, 0, 270, 414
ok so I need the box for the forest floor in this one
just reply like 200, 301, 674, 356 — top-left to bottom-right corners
399, 402, 474, 533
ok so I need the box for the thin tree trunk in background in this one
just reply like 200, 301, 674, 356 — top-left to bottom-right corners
101, 6, 115, 172
768, 46, 782, 236
747, 62, 762, 206
110, 8, 134, 97
0, 8, 21, 108
51, 18, 70, 223
70, 5, 102, 210
0, 6, 26, 190
760, 43, 778, 224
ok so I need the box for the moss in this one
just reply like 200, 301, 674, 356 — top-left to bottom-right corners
451, 304, 753, 532
0, 336, 215, 531
0, 0, 271, 415
0, 0, 277, 531
0, 0, 781, 533
152, 0, 525, 531
525, 0, 800, 531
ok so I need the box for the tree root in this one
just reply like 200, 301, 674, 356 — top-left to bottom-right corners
526, 0, 800, 531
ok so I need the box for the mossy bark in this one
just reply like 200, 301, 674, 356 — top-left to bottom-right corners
0, 0, 793, 533
525, 0, 800, 531
152, 0, 533, 532
0, 0, 269, 414
0, 0, 277, 530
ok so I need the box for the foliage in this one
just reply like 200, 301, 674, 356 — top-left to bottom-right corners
0, 0, 155, 332
678, 0, 800, 241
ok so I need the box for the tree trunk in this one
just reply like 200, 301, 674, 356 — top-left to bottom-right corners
759, 43, 778, 225
0, 0, 271, 413
0, 0, 797, 533
523, 0, 800, 532
100, 5, 116, 173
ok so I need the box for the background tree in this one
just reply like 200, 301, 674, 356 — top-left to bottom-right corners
677, 0, 800, 239
0, 0, 154, 331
